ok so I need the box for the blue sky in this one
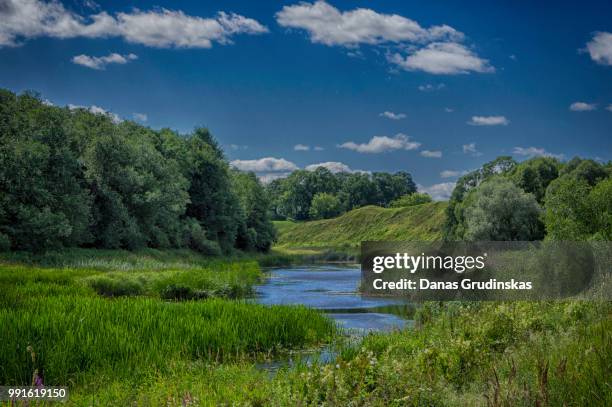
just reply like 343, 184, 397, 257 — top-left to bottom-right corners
1, 0, 611, 199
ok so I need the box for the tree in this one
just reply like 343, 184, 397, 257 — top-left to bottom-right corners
463, 178, 544, 241
309, 193, 342, 219
339, 173, 380, 210
544, 175, 611, 240
231, 170, 276, 251
372, 171, 417, 207
444, 156, 517, 240
509, 157, 560, 202
390, 193, 432, 208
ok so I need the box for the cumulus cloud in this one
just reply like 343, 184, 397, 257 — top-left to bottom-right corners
388, 42, 493, 75
294, 144, 310, 151
339, 133, 421, 153
513, 147, 564, 160
68, 103, 121, 123
418, 182, 455, 201
467, 115, 509, 126
230, 157, 298, 173
569, 102, 596, 111
379, 111, 406, 120
275, 1, 462, 47
606, 104, 612, 112
305, 161, 367, 173
584, 32, 612, 66
420, 150, 442, 158
440, 170, 467, 178
0, 0, 267, 48
72, 52, 137, 70
418, 83, 445, 92
444, 107, 454, 113
313, 146, 324, 151
132, 112, 147, 122
462, 142, 482, 156
275, 2, 491, 75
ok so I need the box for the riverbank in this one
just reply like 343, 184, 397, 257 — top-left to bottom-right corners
1, 249, 610, 406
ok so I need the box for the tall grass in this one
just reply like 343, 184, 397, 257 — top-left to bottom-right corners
0, 285, 335, 386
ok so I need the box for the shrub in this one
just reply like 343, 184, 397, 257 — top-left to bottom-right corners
0, 233, 10, 252
87, 276, 144, 297
390, 193, 432, 208
309, 192, 342, 220
160, 284, 196, 301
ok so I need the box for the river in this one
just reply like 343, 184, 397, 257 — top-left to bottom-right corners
255, 264, 414, 333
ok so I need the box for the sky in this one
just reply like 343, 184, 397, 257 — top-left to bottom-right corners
1, 0, 611, 199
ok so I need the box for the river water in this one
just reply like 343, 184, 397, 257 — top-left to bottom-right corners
255, 264, 414, 333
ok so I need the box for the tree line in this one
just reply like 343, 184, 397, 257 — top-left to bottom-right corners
0, 89, 275, 253
444, 155, 611, 241
266, 168, 419, 220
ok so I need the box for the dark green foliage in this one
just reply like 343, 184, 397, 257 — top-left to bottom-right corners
268, 167, 417, 221
544, 174, 611, 240
0, 232, 10, 252
87, 276, 144, 297
231, 171, 276, 251
0, 89, 274, 253
390, 192, 432, 207
444, 156, 517, 240
445, 155, 611, 242
509, 156, 561, 202
309, 192, 343, 219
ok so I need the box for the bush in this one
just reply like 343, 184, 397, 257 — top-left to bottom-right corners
87, 276, 144, 297
309, 192, 342, 219
160, 284, 196, 301
0, 233, 10, 252
464, 177, 544, 241
390, 193, 432, 208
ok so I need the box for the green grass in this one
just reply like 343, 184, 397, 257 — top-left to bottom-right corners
64, 301, 611, 406
0, 251, 336, 391
275, 202, 447, 251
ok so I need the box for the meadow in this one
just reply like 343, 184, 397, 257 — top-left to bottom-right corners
1, 248, 610, 406
274, 202, 447, 252
0, 250, 335, 397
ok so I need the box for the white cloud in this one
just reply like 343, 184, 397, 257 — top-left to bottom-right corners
569, 102, 597, 111
444, 107, 454, 113
440, 170, 467, 178
584, 32, 612, 66
294, 144, 310, 151
132, 112, 147, 122
379, 111, 406, 120
230, 157, 298, 173
606, 104, 612, 112
258, 173, 292, 184
68, 103, 121, 123
418, 83, 445, 92
388, 42, 494, 75
314, 146, 324, 151
275, 1, 463, 47
513, 147, 564, 160
420, 150, 442, 158
339, 133, 420, 153
0, 0, 267, 48
462, 142, 482, 156
305, 161, 367, 173
467, 115, 509, 126
72, 52, 137, 69
418, 182, 455, 201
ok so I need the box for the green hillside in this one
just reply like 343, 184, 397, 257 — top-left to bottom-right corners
274, 202, 447, 249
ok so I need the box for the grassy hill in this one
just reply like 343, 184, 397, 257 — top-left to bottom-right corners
274, 202, 447, 249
